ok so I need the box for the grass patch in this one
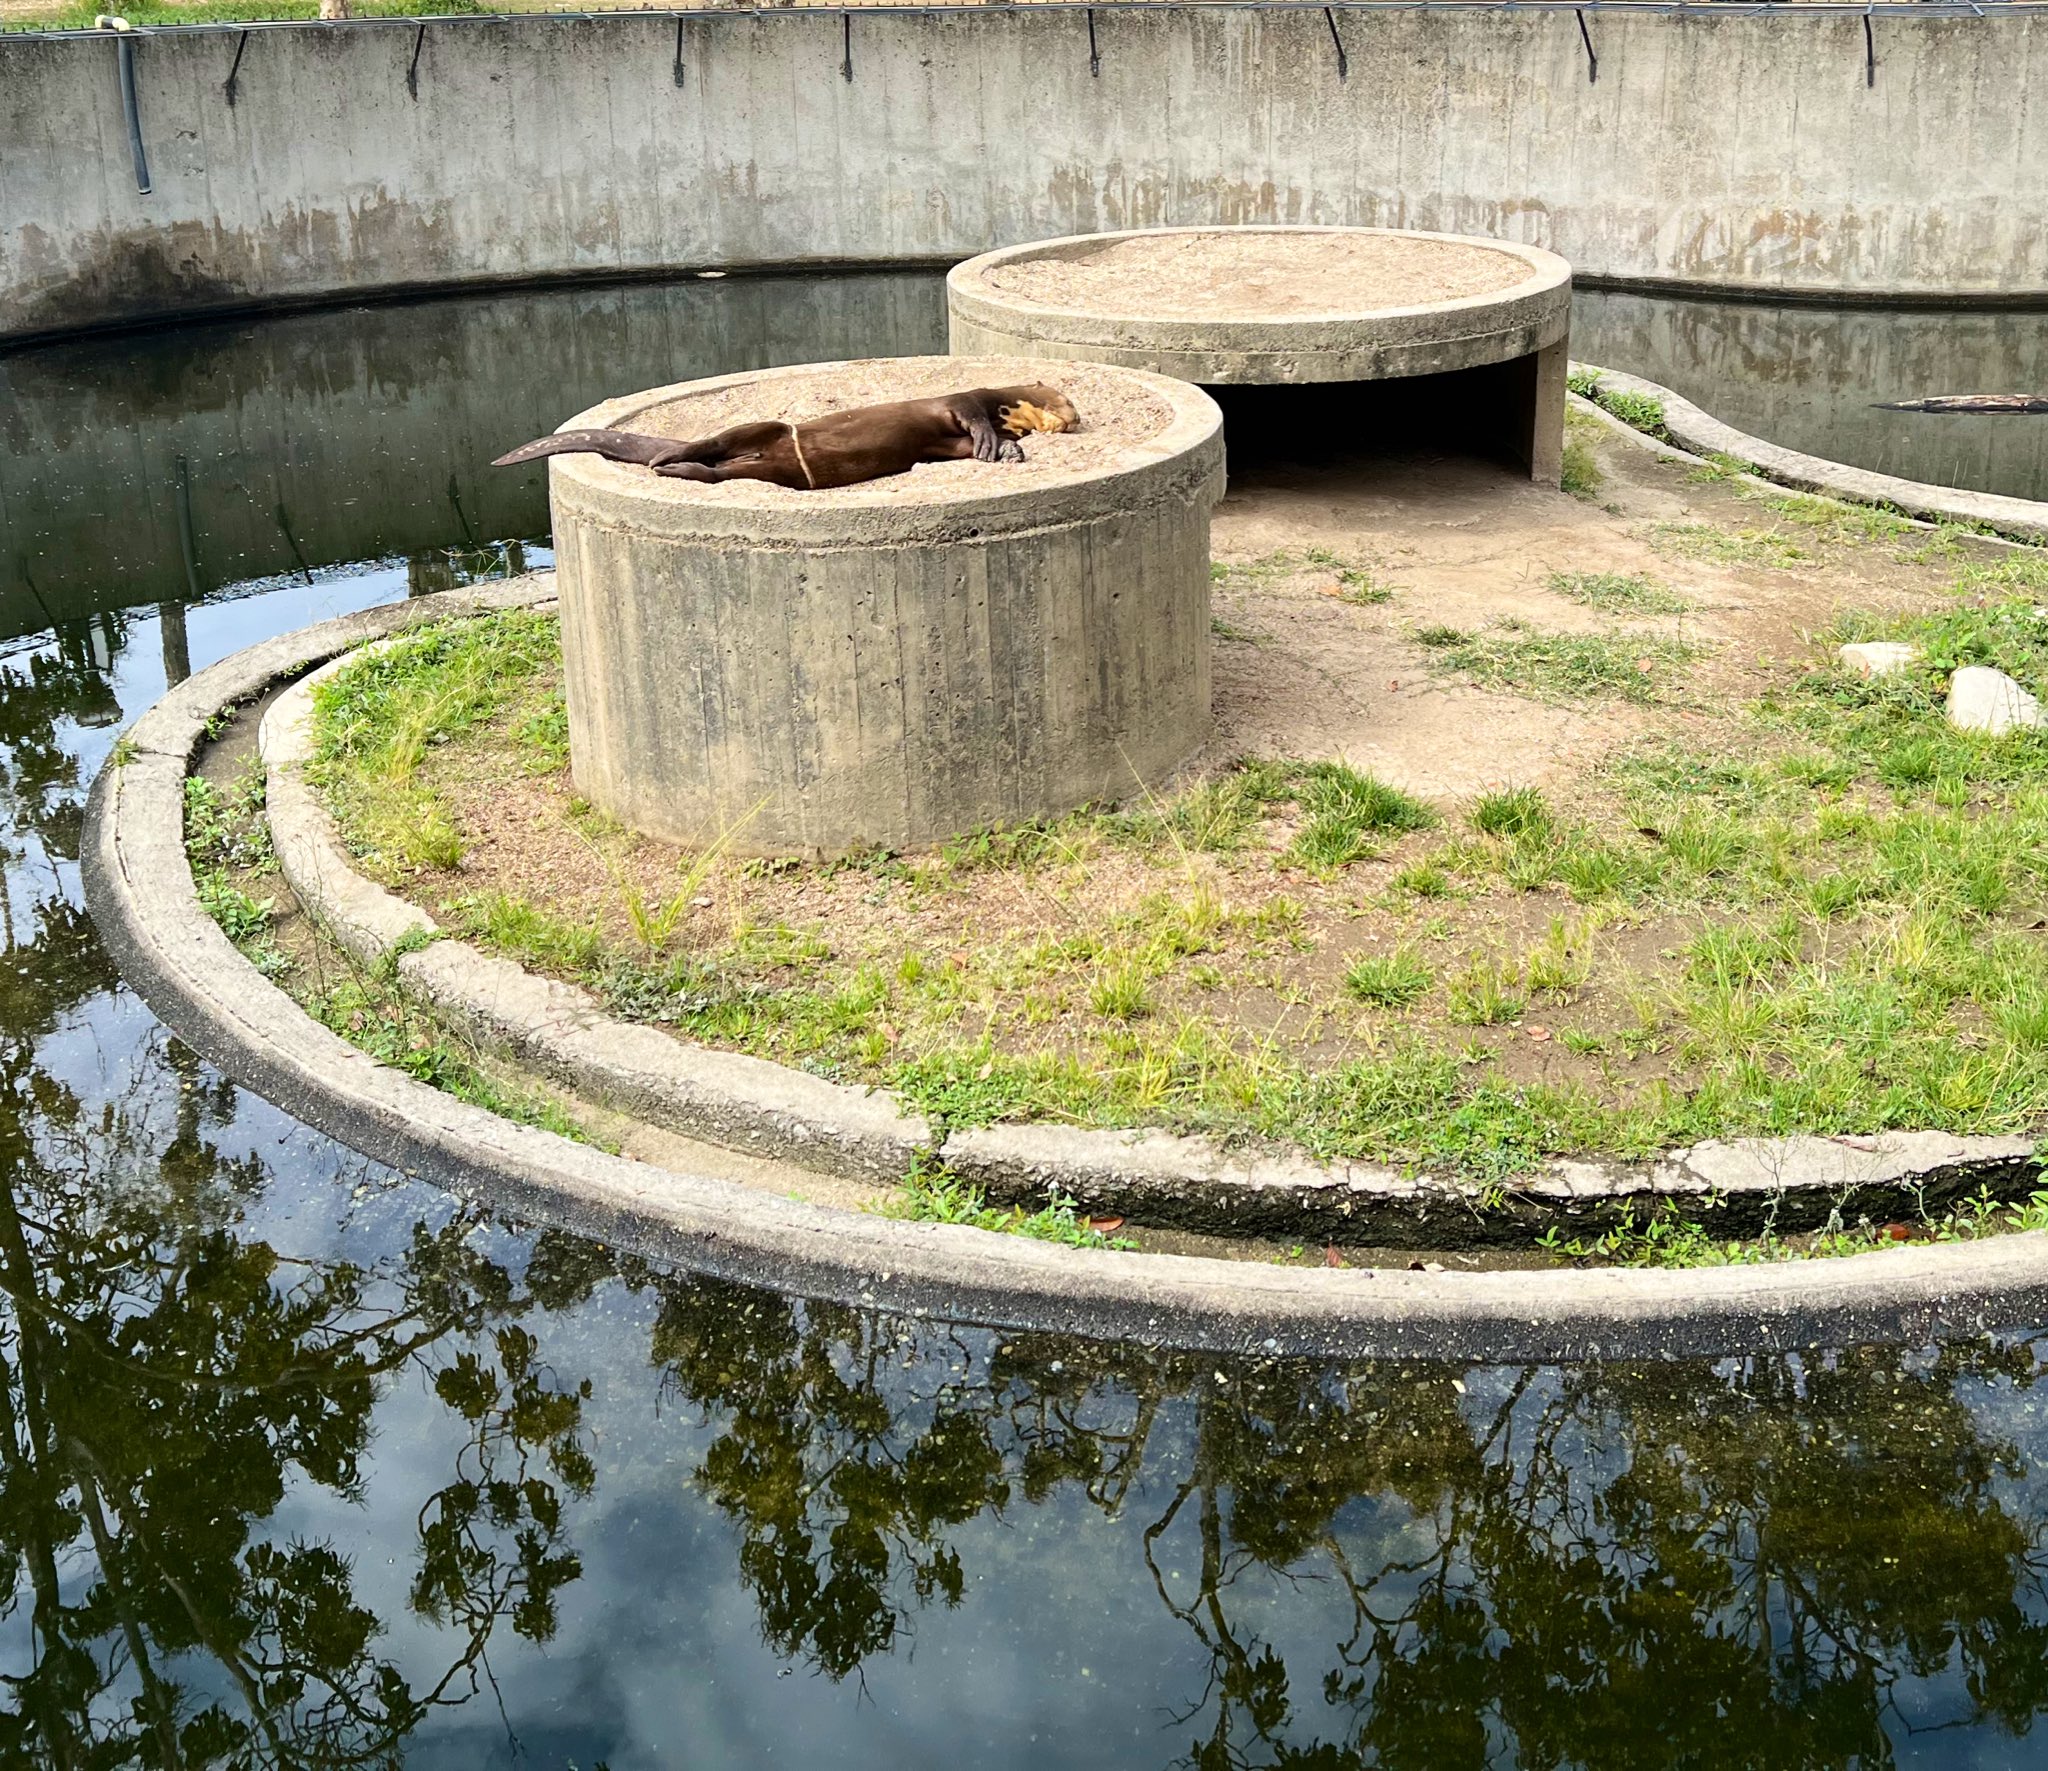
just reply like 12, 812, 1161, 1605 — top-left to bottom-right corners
286, 576, 2048, 1200
1343, 948, 1432, 1008
309, 608, 560, 874
878, 1157, 1135, 1248
1540, 1187, 2048, 1269
181, 733, 599, 1143
1548, 570, 1692, 615
307, 970, 598, 1144
1210, 616, 1266, 645
1560, 436, 1603, 501
1414, 620, 1702, 706
1651, 522, 1810, 570
1471, 786, 1552, 841
5, 0, 481, 23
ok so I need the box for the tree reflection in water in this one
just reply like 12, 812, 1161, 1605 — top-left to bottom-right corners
2, 597, 2048, 1767
655, 1276, 2048, 1768
0, 618, 627, 1764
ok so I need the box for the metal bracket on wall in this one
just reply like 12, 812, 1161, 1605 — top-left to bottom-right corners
673, 15, 686, 87
223, 29, 250, 107
841, 11, 853, 81
114, 31, 151, 193
1323, 5, 1348, 76
406, 21, 426, 101
1863, 7, 1876, 85
1087, 7, 1101, 75
1576, 6, 1598, 82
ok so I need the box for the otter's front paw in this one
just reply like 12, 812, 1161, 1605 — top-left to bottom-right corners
997, 438, 1027, 464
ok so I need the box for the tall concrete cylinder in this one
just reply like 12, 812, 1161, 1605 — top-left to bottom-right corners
545, 357, 1225, 856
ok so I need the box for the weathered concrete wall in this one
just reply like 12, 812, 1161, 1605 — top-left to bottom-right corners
3, 7, 2043, 341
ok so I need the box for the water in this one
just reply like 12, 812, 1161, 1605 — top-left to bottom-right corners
1572, 289, 2048, 503
2, 273, 2048, 1765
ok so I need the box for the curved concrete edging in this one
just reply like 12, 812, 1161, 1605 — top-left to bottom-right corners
1571, 361, 2048, 544
83, 584, 2048, 1359
256, 596, 2040, 1246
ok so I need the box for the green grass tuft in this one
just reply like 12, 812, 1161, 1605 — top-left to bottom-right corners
1416, 620, 1702, 706
1548, 570, 1693, 615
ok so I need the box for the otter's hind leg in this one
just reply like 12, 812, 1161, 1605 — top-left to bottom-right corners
652, 420, 807, 489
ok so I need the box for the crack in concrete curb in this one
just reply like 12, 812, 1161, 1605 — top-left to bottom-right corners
78, 583, 2048, 1358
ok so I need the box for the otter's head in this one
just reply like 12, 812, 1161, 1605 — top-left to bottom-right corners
997, 386, 1082, 437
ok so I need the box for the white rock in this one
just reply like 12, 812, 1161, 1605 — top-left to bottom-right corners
1946, 665, 2046, 736
1838, 641, 1920, 677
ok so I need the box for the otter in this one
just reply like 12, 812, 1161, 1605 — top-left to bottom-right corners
492, 384, 1081, 491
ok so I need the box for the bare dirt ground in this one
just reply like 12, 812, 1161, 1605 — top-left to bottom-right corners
368, 414, 2014, 1097
1194, 421, 1947, 796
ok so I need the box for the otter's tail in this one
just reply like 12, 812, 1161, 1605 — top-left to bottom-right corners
492, 428, 683, 468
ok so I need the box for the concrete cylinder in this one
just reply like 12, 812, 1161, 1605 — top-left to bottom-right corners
545, 356, 1225, 856
949, 226, 1573, 483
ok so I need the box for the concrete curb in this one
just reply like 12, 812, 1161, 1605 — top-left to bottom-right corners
258, 610, 2041, 1244
83, 586, 2048, 1359
262, 628, 935, 1184
1571, 361, 2048, 544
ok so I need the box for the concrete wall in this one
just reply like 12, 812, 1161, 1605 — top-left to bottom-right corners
3, 7, 2044, 341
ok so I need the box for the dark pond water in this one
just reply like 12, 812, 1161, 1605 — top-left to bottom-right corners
1572, 291, 2048, 505
3, 275, 2048, 1765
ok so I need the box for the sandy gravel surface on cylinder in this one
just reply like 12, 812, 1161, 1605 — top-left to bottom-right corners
987, 232, 1532, 319
610, 357, 1179, 506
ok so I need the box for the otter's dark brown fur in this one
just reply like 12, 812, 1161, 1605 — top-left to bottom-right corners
492, 384, 1081, 490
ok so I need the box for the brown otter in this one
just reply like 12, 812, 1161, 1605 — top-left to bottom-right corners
492, 384, 1081, 490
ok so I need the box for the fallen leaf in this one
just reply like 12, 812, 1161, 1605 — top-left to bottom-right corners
876, 1021, 901, 1045
1318, 581, 1343, 597
1636, 826, 1664, 841
1324, 1244, 1344, 1268
1088, 1215, 1125, 1234
1525, 1025, 1552, 1042
1829, 1134, 1882, 1152
1882, 1222, 1922, 1242
975, 1060, 995, 1081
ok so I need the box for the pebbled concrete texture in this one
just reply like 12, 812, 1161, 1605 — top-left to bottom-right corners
545, 356, 1224, 855
82, 586, 2048, 1359
1579, 363, 2048, 544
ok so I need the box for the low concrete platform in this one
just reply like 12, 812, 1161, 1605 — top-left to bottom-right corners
948, 226, 1573, 483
